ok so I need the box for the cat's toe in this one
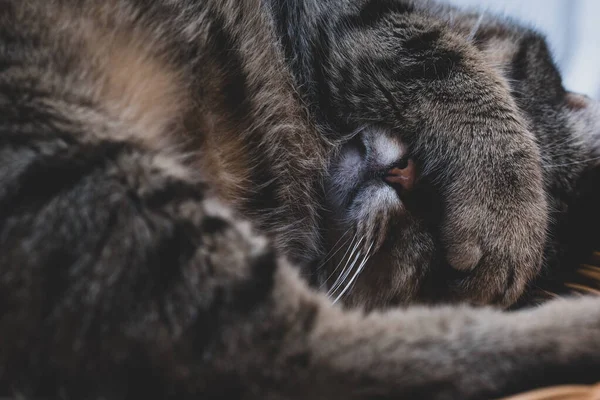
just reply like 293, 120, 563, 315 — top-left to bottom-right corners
446, 241, 482, 271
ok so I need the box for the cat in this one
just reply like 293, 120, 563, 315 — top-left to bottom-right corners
270, 0, 600, 308
0, 0, 599, 399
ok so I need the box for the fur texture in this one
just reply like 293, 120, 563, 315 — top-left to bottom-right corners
0, 0, 600, 398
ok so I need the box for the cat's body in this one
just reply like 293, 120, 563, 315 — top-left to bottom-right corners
1, 0, 600, 398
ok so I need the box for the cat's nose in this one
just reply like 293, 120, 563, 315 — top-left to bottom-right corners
382, 159, 416, 191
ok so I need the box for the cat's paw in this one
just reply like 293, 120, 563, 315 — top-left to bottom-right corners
440, 137, 548, 306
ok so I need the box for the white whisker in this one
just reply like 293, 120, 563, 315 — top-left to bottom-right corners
327, 236, 364, 296
544, 155, 600, 168
332, 241, 375, 304
321, 231, 358, 289
467, 12, 485, 42
316, 228, 353, 271
329, 248, 362, 295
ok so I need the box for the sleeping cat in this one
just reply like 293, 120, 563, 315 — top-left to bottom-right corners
0, 0, 600, 398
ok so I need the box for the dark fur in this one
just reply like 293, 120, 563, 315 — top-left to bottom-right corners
1, 0, 600, 399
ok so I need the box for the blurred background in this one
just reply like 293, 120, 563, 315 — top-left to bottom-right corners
446, 0, 600, 99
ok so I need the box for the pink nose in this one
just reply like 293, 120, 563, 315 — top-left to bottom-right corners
383, 159, 416, 191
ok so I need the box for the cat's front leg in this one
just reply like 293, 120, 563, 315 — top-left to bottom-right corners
205, 252, 600, 400
402, 27, 549, 307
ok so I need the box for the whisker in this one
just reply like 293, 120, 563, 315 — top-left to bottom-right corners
330, 249, 362, 296
320, 231, 358, 289
328, 236, 364, 296
332, 241, 375, 304
544, 155, 600, 168
467, 12, 485, 42
316, 228, 353, 271
328, 244, 363, 296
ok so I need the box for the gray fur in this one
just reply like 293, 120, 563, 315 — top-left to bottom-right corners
0, 0, 599, 399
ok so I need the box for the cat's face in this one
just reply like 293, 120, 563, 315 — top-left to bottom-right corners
314, 9, 600, 309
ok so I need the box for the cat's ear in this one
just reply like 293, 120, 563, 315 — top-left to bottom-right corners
565, 92, 600, 167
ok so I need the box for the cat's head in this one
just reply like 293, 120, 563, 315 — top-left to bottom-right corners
309, 4, 600, 309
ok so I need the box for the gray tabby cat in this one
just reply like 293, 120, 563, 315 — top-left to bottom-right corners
0, 0, 599, 398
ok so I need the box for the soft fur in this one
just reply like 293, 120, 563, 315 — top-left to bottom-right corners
0, 0, 600, 399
